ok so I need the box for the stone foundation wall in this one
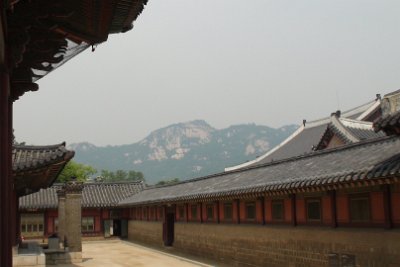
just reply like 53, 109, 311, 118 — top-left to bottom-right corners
128, 220, 400, 267
128, 221, 163, 247
173, 223, 400, 267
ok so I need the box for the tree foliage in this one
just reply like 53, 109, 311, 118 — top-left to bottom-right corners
155, 178, 180, 186
100, 169, 145, 182
57, 161, 97, 183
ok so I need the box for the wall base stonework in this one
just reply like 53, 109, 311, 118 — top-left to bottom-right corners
174, 223, 400, 267
45, 251, 82, 265
128, 221, 163, 247
128, 220, 400, 267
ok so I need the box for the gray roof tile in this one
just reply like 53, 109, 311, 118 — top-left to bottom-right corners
13, 143, 74, 173
120, 136, 400, 206
19, 181, 144, 210
226, 100, 380, 171
374, 110, 400, 133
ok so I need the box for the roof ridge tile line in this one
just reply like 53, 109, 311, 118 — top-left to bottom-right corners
303, 99, 377, 128
125, 164, 399, 207
137, 136, 397, 193
13, 142, 67, 151
82, 180, 143, 186
340, 117, 374, 128
224, 135, 396, 177
225, 124, 305, 171
342, 99, 377, 118
356, 99, 381, 121
331, 116, 359, 142
120, 161, 397, 206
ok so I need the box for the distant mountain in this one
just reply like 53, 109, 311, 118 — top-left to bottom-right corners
69, 120, 298, 184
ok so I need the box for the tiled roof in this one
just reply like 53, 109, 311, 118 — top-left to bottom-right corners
373, 110, 400, 134
13, 143, 75, 197
81, 182, 144, 208
315, 116, 385, 150
345, 126, 385, 140
225, 99, 380, 171
338, 117, 385, 141
20, 185, 61, 210
13, 143, 74, 173
120, 136, 400, 206
19, 181, 145, 210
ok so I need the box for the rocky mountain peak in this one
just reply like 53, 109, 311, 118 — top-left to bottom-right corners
71, 121, 298, 183
138, 120, 216, 161
68, 142, 97, 151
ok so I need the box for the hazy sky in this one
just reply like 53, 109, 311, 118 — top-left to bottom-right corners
14, 0, 400, 146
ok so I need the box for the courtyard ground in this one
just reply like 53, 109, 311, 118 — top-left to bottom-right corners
57, 240, 214, 267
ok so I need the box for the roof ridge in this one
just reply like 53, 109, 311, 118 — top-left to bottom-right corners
83, 180, 143, 185
142, 135, 396, 191
339, 117, 374, 128
305, 99, 376, 127
238, 135, 395, 170
356, 99, 381, 120
13, 142, 67, 150
225, 124, 305, 171
53, 180, 144, 187
331, 116, 359, 142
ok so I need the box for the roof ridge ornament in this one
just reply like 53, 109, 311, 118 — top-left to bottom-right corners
330, 110, 341, 118
65, 177, 84, 193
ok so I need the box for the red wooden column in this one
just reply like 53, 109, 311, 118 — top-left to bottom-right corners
215, 201, 220, 224
185, 203, 189, 223
259, 197, 265, 225
0, 70, 12, 267
15, 196, 20, 243
383, 184, 393, 229
235, 199, 241, 224
199, 202, 203, 223
329, 190, 337, 228
290, 194, 297, 226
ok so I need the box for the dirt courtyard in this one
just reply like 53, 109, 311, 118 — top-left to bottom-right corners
58, 240, 213, 267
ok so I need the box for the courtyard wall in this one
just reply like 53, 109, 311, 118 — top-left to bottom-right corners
128, 220, 400, 267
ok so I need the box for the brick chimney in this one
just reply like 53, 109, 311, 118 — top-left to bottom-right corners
63, 179, 83, 252
56, 189, 66, 246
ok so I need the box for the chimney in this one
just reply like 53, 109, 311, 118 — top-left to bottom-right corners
331, 110, 341, 117
63, 179, 84, 256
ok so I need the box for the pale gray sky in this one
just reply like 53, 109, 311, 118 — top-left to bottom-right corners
14, 0, 400, 146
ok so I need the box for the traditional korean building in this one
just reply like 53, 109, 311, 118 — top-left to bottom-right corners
13, 143, 74, 197
0, 1, 148, 265
225, 97, 382, 171
11, 143, 74, 252
19, 181, 144, 239
118, 96, 400, 267
374, 90, 400, 135
13, 94, 400, 266
120, 135, 400, 267
314, 111, 385, 150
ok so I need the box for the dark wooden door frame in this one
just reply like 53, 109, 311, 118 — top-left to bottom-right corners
163, 205, 175, 246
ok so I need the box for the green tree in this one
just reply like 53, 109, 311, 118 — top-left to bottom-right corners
100, 170, 114, 181
128, 170, 144, 181
155, 178, 180, 186
100, 169, 145, 182
115, 170, 127, 180
57, 161, 97, 183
